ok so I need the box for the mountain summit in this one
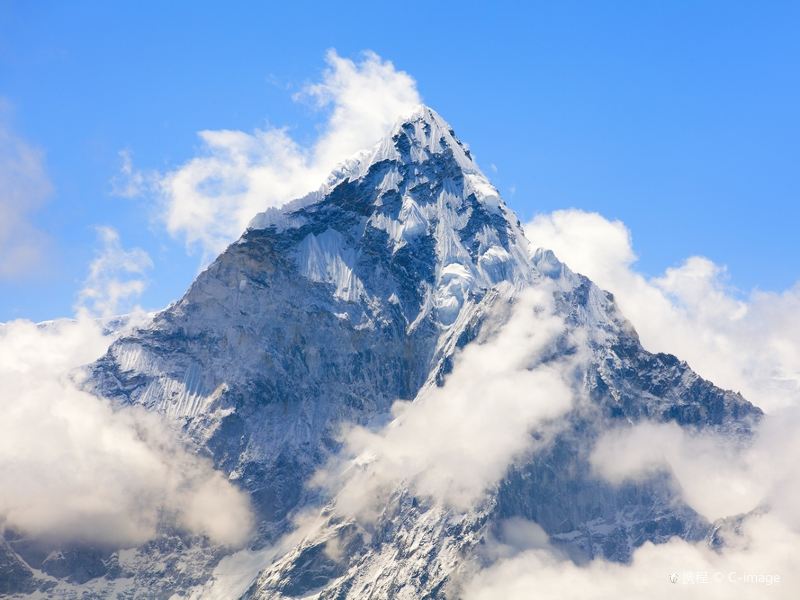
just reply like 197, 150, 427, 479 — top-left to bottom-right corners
4, 107, 760, 598
247, 104, 533, 326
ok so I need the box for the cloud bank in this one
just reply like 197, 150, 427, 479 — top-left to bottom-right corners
462, 512, 796, 599
150, 50, 421, 259
591, 412, 800, 525
591, 421, 764, 521
0, 231, 253, 549
525, 209, 800, 413
462, 409, 800, 599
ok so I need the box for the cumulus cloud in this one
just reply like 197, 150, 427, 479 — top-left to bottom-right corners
462, 512, 797, 599
314, 286, 580, 520
157, 50, 422, 260
0, 104, 53, 279
0, 231, 253, 549
525, 209, 800, 413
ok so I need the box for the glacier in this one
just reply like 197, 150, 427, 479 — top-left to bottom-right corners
0, 106, 761, 599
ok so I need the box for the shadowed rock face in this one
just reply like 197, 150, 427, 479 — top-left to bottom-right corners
0, 539, 39, 596
3, 107, 760, 598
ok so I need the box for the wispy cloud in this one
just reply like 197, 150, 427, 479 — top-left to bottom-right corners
76, 226, 153, 319
110, 148, 153, 199
0, 312, 254, 548
461, 511, 797, 599
462, 407, 800, 598
313, 286, 580, 520
0, 102, 53, 280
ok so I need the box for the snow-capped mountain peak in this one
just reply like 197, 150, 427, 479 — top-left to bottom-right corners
9, 106, 760, 599
385, 105, 477, 171
250, 105, 507, 227
247, 105, 532, 327
314, 105, 487, 193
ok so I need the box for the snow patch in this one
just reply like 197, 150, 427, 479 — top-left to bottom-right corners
295, 228, 366, 303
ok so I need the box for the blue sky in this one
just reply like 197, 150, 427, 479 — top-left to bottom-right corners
1, 0, 798, 321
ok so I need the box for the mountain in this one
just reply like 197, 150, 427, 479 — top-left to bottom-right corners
2, 106, 761, 598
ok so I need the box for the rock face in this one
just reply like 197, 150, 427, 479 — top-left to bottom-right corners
2, 107, 760, 598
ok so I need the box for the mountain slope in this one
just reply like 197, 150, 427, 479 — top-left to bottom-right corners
90, 107, 534, 532
244, 249, 759, 600
2, 106, 760, 598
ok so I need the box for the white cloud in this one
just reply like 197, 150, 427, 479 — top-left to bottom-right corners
461, 407, 800, 598
76, 226, 153, 319
590, 421, 766, 522
111, 148, 152, 198
298, 49, 421, 170
590, 411, 800, 523
525, 209, 800, 413
313, 286, 579, 520
157, 50, 422, 260
0, 316, 253, 548
0, 104, 53, 280
461, 512, 797, 599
